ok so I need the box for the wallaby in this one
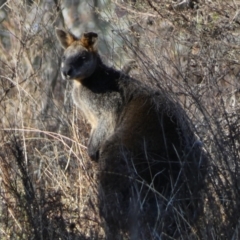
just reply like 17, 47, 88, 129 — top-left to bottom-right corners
56, 29, 206, 239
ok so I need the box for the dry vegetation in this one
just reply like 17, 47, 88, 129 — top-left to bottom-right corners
1, 0, 240, 239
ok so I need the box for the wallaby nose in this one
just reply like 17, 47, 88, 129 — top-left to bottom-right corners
62, 66, 73, 79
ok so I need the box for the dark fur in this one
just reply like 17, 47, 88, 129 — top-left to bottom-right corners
56, 29, 206, 239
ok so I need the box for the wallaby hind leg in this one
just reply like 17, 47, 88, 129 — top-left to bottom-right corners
98, 135, 155, 239
98, 135, 135, 238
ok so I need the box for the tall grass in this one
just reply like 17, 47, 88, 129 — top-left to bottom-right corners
1, 0, 240, 239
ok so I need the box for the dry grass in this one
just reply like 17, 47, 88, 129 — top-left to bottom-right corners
1, 0, 240, 239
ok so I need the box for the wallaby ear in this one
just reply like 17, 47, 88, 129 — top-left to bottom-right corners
80, 32, 98, 51
55, 28, 77, 49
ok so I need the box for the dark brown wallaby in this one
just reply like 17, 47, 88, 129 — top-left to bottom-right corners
56, 29, 206, 239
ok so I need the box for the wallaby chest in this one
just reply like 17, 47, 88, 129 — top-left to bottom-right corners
72, 79, 123, 129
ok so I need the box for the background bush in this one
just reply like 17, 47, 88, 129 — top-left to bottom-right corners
1, 0, 240, 239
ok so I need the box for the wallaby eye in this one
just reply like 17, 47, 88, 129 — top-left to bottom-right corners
81, 51, 88, 60
76, 54, 87, 61
62, 56, 66, 61
81, 53, 86, 59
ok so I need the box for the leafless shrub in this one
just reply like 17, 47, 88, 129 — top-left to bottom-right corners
0, 1, 103, 239
1, 0, 240, 239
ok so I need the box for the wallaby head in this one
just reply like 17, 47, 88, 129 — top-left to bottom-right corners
56, 29, 98, 81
